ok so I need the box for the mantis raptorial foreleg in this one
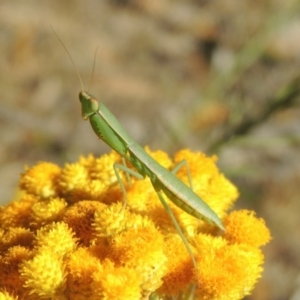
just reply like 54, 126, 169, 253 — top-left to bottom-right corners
113, 161, 144, 210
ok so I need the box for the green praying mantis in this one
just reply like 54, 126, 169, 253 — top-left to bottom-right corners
53, 28, 224, 269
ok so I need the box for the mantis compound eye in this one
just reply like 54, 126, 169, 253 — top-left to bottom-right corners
79, 91, 99, 119
89, 97, 100, 112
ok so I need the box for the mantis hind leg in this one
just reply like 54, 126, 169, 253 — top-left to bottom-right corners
155, 189, 198, 270
171, 160, 193, 190
113, 162, 144, 211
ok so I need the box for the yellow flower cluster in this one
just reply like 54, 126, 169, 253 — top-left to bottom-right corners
0, 148, 271, 300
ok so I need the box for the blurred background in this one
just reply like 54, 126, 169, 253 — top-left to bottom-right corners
1, 0, 300, 299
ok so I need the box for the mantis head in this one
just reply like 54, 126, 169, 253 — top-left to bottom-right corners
79, 91, 100, 120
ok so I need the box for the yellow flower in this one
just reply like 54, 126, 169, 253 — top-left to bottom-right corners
62, 200, 107, 246
65, 247, 102, 299
20, 250, 66, 298
93, 202, 130, 238
34, 222, 77, 256
106, 217, 167, 292
0, 194, 36, 228
92, 260, 142, 300
224, 210, 271, 247
193, 234, 264, 300
0, 246, 32, 298
0, 227, 34, 252
0, 148, 271, 299
20, 162, 61, 199
30, 197, 67, 226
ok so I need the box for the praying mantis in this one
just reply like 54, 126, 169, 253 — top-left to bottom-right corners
53, 28, 224, 269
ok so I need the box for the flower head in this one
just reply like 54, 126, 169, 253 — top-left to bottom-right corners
0, 148, 270, 299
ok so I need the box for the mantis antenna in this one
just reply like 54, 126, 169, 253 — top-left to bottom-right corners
50, 25, 85, 92
87, 46, 99, 92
